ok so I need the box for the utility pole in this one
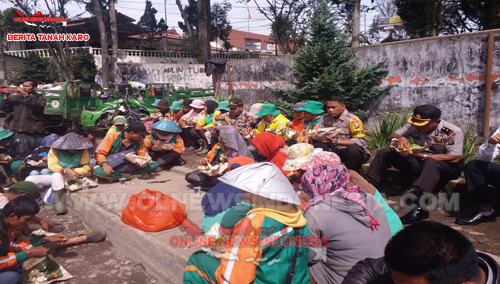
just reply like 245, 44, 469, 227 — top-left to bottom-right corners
164, 0, 168, 51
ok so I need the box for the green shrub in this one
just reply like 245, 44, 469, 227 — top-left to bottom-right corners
367, 106, 411, 150
462, 125, 479, 164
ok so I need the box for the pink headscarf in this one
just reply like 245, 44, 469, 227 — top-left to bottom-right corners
300, 163, 380, 231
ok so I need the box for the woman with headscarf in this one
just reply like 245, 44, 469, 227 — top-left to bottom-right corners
184, 163, 311, 284
106, 115, 128, 135
144, 120, 185, 171
250, 132, 299, 182
185, 125, 253, 188
26, 132, 93, 215
300, 163, 391, 284
24, 133, 60, 176
189, 100, 219, 155
180, 99, 205, 150
200, 156, 254, 233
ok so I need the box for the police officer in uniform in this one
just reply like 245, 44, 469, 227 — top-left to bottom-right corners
365, 105, 464, 224
314, 96, 370, 172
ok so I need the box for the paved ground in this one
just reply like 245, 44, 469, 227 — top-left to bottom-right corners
37, 206, 158, 284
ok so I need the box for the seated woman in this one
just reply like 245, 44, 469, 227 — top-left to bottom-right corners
300, 163, 391, 284
184, 162, 311, 284
297, 151, 403, 237
106, 115, 128, 135
250, 132, 299, 182
26, 132, 93, 215
190, 100, 219, 155
143, 99, 173, 131
254, 103, 289, 135
24, 133, 60, 176
200, 156, 254, 233
180, 99, 205, 151
144, 120, 185, 171
185, 125, 253, 189
94, 121, 158, 181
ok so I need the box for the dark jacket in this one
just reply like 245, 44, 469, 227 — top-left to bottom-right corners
341, 252, 500, 284
0, 92, 46, 133
8, 133, 40, 161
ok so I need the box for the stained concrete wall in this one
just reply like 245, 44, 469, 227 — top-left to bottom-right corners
115, 63, 212, 89
114, 29, 500, 135
357, 29, 500, 135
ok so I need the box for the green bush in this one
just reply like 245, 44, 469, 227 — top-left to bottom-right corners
270, 2, 391, 119
70, 48, 97, 82
367, 106, 411, 150
462, 125, 479, 164
17, 53, 55, 84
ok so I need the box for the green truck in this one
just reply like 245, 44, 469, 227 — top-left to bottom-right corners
1, 81, 215, 132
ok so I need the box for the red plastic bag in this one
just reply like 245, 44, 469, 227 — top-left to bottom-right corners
121, 189, 186, 232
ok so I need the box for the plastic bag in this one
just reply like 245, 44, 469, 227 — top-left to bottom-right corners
121, 189, 187, 232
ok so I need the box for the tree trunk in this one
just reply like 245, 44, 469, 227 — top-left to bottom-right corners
109, 0, 119, 83
92, 0, 110, 88
427, 0, 438, 37
197, 0, 211, 64
176, 0, 194, 38
0, 28, 7, 85
351, 0, 361, 47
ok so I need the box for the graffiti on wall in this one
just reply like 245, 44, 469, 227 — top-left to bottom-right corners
117, 63, 212, 87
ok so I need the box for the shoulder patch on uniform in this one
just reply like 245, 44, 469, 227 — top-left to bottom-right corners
349, 118, 365, 138
441, 126, 454, 135
446, 133, 456, 145
339, 115, 345, 120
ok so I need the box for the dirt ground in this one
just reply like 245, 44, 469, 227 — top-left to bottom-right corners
36, 206, 158, 284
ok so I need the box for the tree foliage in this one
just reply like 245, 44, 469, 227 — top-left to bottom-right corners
7, 0, 75, 81
16, 53, 60, 84
177, 0, 232, 42
395, 0, 500, 38
271, 2, 391, 118
0, 8, 36, 51
137, 0, 168, 44
70, 48, 97, 82
239, 0, 313, 54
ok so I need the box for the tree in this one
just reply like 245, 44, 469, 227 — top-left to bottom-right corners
197, 0, 211, 64
177, 0, 233, 59
210, 1, 232, 47
70, 48, 97, 82
361, 0, 405, 44
240, 0, 312, 55
394, 0, 500, 38
90, 0, 111, 87
0, 8, 35, 51
7, 0, 75, 81
271, 1, 391, 118
17, 53, 60, 84
329, 0, 375, 47
137, 0, 168, 44
85, 0, 121, 87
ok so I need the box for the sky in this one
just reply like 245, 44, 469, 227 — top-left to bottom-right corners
0, 0, 378, 36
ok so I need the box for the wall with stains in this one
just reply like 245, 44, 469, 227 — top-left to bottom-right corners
357, 30, 500, 135
218, 56, 295, 105
115, 63, 213, 89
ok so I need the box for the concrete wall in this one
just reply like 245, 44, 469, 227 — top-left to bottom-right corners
115, 63, 212, 88
114, 29, 500, 135
218, 56, 294, 106
357, 30, 500, 135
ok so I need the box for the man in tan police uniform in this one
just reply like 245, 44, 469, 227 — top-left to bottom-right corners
314, 96, 370, 172
365, 104, 464, 224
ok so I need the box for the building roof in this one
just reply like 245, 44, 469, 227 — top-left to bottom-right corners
228, 29, 275, 49
128, 29, 184, 40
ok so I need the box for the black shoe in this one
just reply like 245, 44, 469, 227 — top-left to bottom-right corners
455, 212, 496, 225
400, 206, 429, 224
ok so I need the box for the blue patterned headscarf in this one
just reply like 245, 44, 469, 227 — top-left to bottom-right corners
42, 133, 60, 148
